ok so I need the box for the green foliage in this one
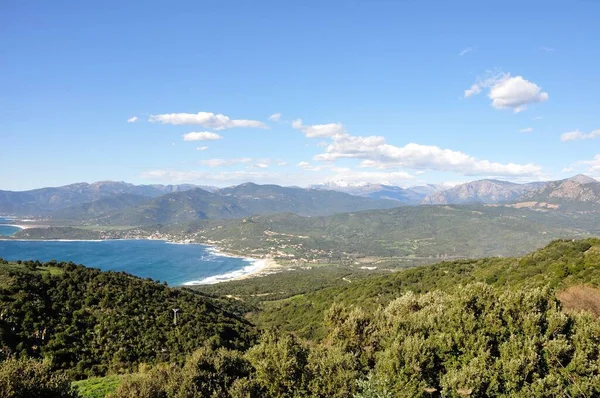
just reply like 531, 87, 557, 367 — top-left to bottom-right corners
6, 239, 600, 397
0, 357, 78, 398
363, 284, 600, 397
72, 375, 124, 398
0, 260, 255, 378
250, 238, 600, 340
192, 205, 597, 261
245, 330, 310, 397
111, 279, 600, 397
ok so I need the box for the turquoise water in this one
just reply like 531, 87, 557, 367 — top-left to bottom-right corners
0, 217, 20, 236
0, 239, 254, 286
0, 225, 20, 236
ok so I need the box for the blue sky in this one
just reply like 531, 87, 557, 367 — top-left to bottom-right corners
2, 0, 599, 190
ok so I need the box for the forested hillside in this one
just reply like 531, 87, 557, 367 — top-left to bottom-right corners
220, 238, 600, 339
0, 259, 255, 379
4, 240, 600, 397
116, 239, 600, 397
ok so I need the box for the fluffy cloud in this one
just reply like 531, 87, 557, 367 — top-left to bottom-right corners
561, 129, 600, 142
127, 116, 138, 123
465, 72, 548, 112
520, 127, 534, 133
292, 119, 345, 138
197, 146, 209, 151
313, 132, 541, 177
268, 113, 282, 121
183, 132, 223, 141
253, 163, 269, 169
199, 158, 253, 168
149, 111, 268, 130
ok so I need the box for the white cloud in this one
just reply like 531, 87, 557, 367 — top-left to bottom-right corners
276, 161, 288, 166
292, 119, 345, 138
149, 111, 268, 130
520, 127, 533, 133
560, 129, 600, 142
197, 146, 209, 151
540, 46, 555, 52
313, 131, 542, 177
465, 72, 549, 112
253, 163, 269, 169
183, 132, 223, 141
268, 113, 282, 121
581, 155, 600, 173
489, 76, 548, 112
464, 70, 508, 98
458, 47, 472, 56
199, 158, 253, 168
127, 116, 138, 123
562, 167, 575, 173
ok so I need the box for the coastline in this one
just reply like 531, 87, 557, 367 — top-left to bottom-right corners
1, 224, 49, 232
182, 257, 280, 285
0, 232, 281, 285
182, 245, 281, 285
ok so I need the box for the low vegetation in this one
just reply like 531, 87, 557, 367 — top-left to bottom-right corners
2, 239, 600, 397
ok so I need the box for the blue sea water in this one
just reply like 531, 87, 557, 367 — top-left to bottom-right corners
0, 225, 20, 236
0, 239, 255, 286
0, 217, 20, 236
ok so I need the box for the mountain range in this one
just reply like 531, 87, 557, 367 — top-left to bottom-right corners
0, 181, 216, 215
421, 179, 547, 204
310, 181, 448, 204
2, 175, 599, 224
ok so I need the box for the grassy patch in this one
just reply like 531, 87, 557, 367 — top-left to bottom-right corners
72, 375, 124, 398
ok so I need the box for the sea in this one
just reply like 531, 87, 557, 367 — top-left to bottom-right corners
0, 217, 259, 286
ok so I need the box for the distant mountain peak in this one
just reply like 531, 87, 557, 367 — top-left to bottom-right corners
566, 174, 597, 184
422, 178, 546, 205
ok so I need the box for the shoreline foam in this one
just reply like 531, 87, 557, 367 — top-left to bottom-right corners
182, 257, 279, 285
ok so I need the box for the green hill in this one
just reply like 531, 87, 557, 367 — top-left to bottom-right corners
0, 259, 255, 378
113, 239, 600, 397
67, 184, 399, 226
193, 204, 594, 261
52, 194, 152, 220
199, 238, 600, 340
4, 240, 600, 397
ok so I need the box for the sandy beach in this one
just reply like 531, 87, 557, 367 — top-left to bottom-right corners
182, 254, 280, 285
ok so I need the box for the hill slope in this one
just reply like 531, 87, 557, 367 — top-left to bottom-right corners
0, 259, 255, 378
193, 204, 591, 261
87, 184, 400, 225
201, 238, 600, 339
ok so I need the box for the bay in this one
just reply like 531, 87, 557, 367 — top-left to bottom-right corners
0, 217, 21, 237
0, 239, 255, 286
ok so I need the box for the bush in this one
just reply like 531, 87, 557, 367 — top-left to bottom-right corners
0, 357, 78, 398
